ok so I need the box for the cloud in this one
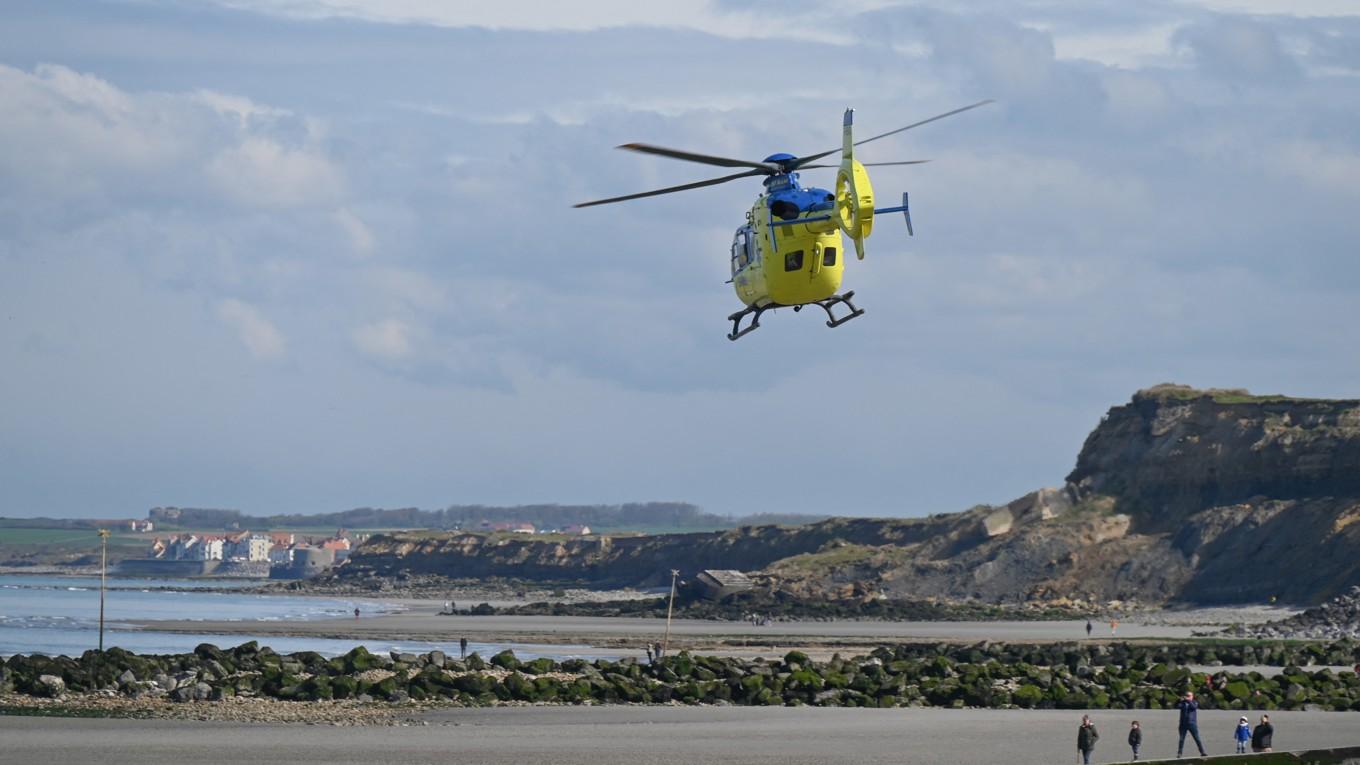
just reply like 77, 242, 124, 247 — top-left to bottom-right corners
0, 63, 343, 212
334, 208, 375, 257
217, 299, 286, 359
207, 137, 343, 209
353, 318, 414, 360
1172, 16, 1303, 81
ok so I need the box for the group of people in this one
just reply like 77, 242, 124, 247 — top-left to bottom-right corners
1078, 692, 1275, 764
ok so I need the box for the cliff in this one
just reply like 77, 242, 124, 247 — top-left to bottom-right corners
330, 385, 1360, 606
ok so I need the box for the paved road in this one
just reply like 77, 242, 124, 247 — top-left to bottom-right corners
3, 707, 1356, 765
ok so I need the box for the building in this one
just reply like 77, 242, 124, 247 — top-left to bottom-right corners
192, 537, 224, 561
225, 533, 271, 562
694, 570, 753, 600
268, 543, 294, 566
320, 538, 352, 563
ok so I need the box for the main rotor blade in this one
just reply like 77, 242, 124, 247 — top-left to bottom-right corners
789, 100, 994, 170
619, 143, 779, 172
574, 169, 765, 208
796, 160, 932, 169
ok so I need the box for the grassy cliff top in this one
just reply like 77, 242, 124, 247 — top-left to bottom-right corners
1135, 383, 1354, 405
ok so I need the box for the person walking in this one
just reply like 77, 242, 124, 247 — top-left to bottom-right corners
1234, 716, 1251, 753
459, 636, 469, 661
1251, 714, 1274, 753
1078, 714, 1100, 765
1176, 691, 1208, 758
1086, 619, 1094, 638
1128, 721, 1142, 760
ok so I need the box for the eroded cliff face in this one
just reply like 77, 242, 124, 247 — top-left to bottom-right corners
334, 385, 1360, 606
1068, 384, 1360, 530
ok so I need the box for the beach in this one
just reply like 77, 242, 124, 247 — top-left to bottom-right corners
130, 600, 1289, 657
3, 706, 1356, 765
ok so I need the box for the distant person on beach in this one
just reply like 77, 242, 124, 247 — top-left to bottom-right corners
460, 636, 469, 660
354, 607, 360, 620
1077, 714, 1099, 765
1176, 691, 1208, 758
1086, 620, 1093, 638
1234, 716, 1251, 753
1128, 720, 1142, 760
1251, 715, 1273, 753
1110, 619, 1118, 636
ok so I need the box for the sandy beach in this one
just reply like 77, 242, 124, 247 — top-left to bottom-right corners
129, 600, 1250, 657
3, 706, 1356, 765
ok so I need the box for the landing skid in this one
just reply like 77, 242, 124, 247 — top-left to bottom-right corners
726, 303, 771, 341
726, 291, 865, 341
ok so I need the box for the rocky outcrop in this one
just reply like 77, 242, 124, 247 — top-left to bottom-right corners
1068, 384, 1360, 529
1225, 586, 1360, 640
328, 385, 1360, 607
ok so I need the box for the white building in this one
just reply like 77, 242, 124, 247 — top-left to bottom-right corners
192, 538, 224, 561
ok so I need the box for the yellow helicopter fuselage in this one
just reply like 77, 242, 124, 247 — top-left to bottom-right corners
731, 194, 845, 308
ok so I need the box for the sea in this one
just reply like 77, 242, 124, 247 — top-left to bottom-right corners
0, 574, 600, 659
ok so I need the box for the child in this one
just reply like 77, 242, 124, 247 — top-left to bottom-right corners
1128, 720, 1142, 760
1235, 716, 1251, 753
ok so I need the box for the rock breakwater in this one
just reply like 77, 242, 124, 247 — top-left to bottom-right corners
4, 640, 1359, 712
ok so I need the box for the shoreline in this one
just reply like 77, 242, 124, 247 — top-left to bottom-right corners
125, 607, 1221, 657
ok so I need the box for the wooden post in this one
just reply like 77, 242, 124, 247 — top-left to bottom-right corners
661, 569, 679, 658
97, 528, 110, 652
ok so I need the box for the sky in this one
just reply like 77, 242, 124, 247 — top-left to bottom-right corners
2, 1, 1358, 519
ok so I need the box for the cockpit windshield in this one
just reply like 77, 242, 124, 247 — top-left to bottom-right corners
730, 226, 753, 276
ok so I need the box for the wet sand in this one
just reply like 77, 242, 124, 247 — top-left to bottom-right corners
2, 707, 1355, 765
132, 602, 1210, 655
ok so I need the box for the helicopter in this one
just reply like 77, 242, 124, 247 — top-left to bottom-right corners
575, 100, 992, 340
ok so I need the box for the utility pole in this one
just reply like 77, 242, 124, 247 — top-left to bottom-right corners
98, 528, 110, 652
661, 569, 679, 658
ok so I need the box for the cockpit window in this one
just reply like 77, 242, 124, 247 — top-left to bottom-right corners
731, 227, 752, 275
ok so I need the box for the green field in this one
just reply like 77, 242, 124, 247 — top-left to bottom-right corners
0, 526, 150, 565
0, 528, 106, 545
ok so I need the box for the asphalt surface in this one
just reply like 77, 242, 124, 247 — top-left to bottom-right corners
3, 707, 1357, 765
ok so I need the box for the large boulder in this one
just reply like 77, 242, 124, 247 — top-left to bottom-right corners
35, 674, 65, 698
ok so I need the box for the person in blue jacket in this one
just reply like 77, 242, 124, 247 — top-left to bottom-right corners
1176, 691, 1208, 758
1234, 716, 1251, 753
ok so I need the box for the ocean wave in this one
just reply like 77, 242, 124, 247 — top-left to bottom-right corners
0, 615, 94, 630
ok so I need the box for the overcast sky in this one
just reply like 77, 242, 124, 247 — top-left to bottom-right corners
2, 1, 1358, 519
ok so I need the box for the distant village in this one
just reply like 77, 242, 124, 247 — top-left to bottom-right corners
147, 530, 354, 568
111, 507, 594, 578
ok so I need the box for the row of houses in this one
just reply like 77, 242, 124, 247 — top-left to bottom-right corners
148, 531, 353, 565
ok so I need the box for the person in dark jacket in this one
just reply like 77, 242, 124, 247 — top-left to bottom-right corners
1251, 714, 1274, 753
1128, 720, 1143, 760
1078, 715, 1100, 765
1176, 691, 1208, 757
